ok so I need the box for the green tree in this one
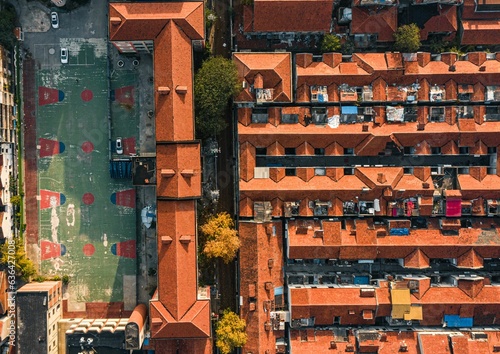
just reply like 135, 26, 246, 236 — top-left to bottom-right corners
216, 309, 247, 354
200, 212, 240, 263
0, 3, 17, 50
0, 238, 36, 281
320, 34, 341, 53
10, 195, 21, 207
393, 24, 421, 53
194, 57, 240, 138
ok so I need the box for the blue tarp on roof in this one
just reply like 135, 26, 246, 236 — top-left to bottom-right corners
390, 228, 410, 236
444, 315, 473, 327
353, 275, 370, 285
342, 106, 358, 114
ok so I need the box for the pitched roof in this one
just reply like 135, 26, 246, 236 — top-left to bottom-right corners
109, 2, 210, 348
239, 222, 286, 353
252, 0, 334, 32
461, 20, 500, 45
286, 218, 500, 261
420, 5, 458, 41
350, 7, 398, 41
289, 278, 500, 327
233, 52, 292, 102
109, 2, 203, 41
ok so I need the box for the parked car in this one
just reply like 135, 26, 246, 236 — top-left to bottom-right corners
51, 12, 59, 29
116, 138, 123, 155
60, 48, 68, 64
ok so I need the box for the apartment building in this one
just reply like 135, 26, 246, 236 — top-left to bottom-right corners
235, 51, 500, 353
109, 3, 211, 353
16, 281, 62, 354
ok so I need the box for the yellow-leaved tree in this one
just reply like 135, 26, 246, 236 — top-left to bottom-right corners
216, 309, 247, 354
200, 212, 240, 263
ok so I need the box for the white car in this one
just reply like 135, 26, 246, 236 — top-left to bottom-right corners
116, 138, 123, 155
60, 48, 68, 64
51, 12, 59, 29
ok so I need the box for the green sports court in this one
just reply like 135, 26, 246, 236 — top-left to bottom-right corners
35, 38, 140, 309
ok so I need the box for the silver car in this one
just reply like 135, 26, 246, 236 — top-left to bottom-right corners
60, 48, 68, 64
51, 12, 59, 29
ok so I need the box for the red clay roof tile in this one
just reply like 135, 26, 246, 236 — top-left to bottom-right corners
252, 0, 334, 32
350, 6, 397, 41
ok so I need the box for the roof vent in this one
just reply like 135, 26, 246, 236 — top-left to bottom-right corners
479, 66, 486, 72
377, 173, 387, 184
157, 86, 171, 95
422, 182, 430, 189
110, 17, 122, 25
449, 65, 456, 72
175, 85, 188, 94
362, 124, 369, 132
417, 123, 425, 131
330, 341, 337, 349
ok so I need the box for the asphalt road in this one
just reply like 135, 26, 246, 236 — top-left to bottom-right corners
15, 0, 108, 57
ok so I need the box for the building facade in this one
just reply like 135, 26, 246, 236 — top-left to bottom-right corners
235, 51, 500, 353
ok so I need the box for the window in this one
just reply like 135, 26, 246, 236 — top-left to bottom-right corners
344, 148, 354, 155
458, 167, 469, 174
404, 167, 414, 174
255, 147, 267, 155
488, 147, 497, 154
404, 146, 415, 155
459, 147, 469, 154
281, 113, 299, 124
285, 168, 296, 176
251, 107, 268, 123
285, 148, 296, 155
344, 167, 354, 175
311, 107, 327, 124
314, 148, 325, 155
457, 105, 473, 119
485, 106, 500, 121
429, 107, 445, 122
431, 147, 441, 155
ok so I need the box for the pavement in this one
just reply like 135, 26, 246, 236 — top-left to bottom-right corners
7, 0, 51, 33
14, 0, 157, 310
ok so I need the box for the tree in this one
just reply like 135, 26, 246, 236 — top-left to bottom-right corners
194, 57, 240, 138
216, 309, 247, 354
0, 4, 17, 50
0, 238, 36, 281
320, 34, 341, 53
393, 24, 421, 53
200, 212, 240, 263
10, 195, 21, 207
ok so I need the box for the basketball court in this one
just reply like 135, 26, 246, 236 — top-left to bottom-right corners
35, 39, 140, 310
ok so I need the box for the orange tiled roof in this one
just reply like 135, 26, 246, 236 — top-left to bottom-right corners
289, 329, 500, 354
289, 277, 500, 326
109, 3, 210, 351
420, 5, 458, 41
109, 2, 203, 41
350, 6, 398, 41
233, 52, 292, 102
252, 0, 334, 32
461, 20, 500, 45
239, 222, 285, 353
286, 218, 500, 262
